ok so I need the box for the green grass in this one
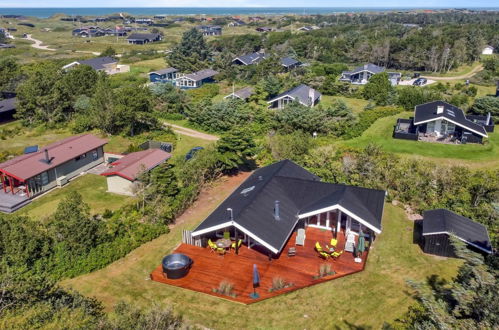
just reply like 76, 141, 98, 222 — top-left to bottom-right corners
62, 196, 460, 329
18, 174, 132, 219
322, 95, 370, 114
339, 112, 499, 168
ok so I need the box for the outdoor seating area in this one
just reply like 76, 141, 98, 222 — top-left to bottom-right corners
150, 227, 368, 304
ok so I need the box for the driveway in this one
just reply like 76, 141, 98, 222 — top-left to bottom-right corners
399, 78, 436, 86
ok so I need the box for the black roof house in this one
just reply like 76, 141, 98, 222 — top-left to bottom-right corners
232, 52, 267, 65
0, 97, 16, 122
267, 84, 321, 109
393, 101, 493, 143
191, 160, 385, 255
414, 101, 488, 138
78, 56, 117, 71
127, 33, 162, 44
422, 209, 492, 256
224, 86, 254, 101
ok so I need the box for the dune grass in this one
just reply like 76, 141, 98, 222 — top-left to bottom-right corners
62, 192, 461, 329
339, 112, 499, 168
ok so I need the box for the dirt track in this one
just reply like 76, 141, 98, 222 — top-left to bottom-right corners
422, 64, 483, 80
163, 122, 219, 141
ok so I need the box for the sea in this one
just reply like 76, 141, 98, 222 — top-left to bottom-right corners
0, 7, 498, 18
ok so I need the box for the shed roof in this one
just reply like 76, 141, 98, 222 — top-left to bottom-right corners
268, 84, 321, 106
149, 67, 178, 75
281, 57, 301, 68
422, 209, 492, 254
0, 134, 108, 181
0, 97, 16, 114
79, 56, 117, 70
192, 160, 385, 254
414, 101, 487, 137
101, 149, 171, 181
225, 86, 254, 100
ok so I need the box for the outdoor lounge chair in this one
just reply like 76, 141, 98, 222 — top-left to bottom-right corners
216, 247, 226, 256
296, 228, 306, 246
208, 239, 218, 253
331, 250, 343, 259
330, 238, 338, 247
231, 239, 242, 250
315, 242, 330, 259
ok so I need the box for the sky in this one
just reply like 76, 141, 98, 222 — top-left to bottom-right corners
0, 0, 498, 7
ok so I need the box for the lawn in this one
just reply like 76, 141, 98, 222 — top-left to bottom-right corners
339, 112, 499, 168
322, 95, 370, 114
62, 179, 461, 329
18, 174, 132, 219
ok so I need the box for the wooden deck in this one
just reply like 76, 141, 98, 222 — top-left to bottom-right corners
151, 227, 368, 304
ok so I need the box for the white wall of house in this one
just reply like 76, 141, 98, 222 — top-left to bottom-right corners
106, 175, 136, 196
482, 47, 494, 55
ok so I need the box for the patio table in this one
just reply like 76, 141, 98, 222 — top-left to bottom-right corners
216, 238, 232, 249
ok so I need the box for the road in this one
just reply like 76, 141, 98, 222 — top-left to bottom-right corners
25, 34, 56, 51
422, 64, 483, 81
163, 122, 219, 141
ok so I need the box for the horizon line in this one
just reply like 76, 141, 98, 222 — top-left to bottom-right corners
1, 6, 498, 9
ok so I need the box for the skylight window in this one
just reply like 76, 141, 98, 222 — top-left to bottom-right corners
446, 110, 455, 117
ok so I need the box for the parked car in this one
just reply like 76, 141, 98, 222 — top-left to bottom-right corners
185, 146, 204, 160
413, 78, 427, 86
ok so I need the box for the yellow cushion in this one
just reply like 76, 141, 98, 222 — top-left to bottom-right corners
330, 238, 338, 247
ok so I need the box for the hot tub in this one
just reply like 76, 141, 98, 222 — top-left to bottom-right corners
162, 253, 193, 279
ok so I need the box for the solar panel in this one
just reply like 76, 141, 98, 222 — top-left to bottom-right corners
24, 145, 38, 154
446, 109, 455, 117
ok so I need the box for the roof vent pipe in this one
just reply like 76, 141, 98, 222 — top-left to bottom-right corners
274, 200, 280, 221
437, 105, 444, 114
227, 208, 233, 221
258, 175, 263, 181
486, 112, 491, 125
44, 149, 51, 164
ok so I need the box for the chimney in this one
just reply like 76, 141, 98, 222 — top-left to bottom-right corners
308, 88, 315, 106
44, 149, 51, 164
227, 208, 233, 221
437, 105, 444, 114
274, 200, 280, 220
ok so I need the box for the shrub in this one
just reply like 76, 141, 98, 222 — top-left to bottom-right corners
212, 280, 236, 297
343, 106, 403, 139
268, 276, 294, 292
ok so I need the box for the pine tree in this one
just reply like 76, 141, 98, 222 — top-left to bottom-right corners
166, 28, 211, 72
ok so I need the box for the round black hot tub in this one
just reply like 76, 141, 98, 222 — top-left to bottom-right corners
162, 253, 193, 279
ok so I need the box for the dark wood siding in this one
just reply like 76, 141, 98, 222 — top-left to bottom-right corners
423, 233, 456, 257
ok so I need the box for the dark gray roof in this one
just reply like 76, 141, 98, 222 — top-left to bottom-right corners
344, 63, 385, 75
79, 56, 117, 70
422, 209, 492, 253
233, 52, 267, 65
127, 33, 160, 40
182, 69, 219, 81
192, 160, 385, 254
268, 84, 321, 106
414, 101, 487, 137
149, 67, 178, 75
0, 97, 16, 114
281, 57, 300, 68
226, 87, 254, 100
